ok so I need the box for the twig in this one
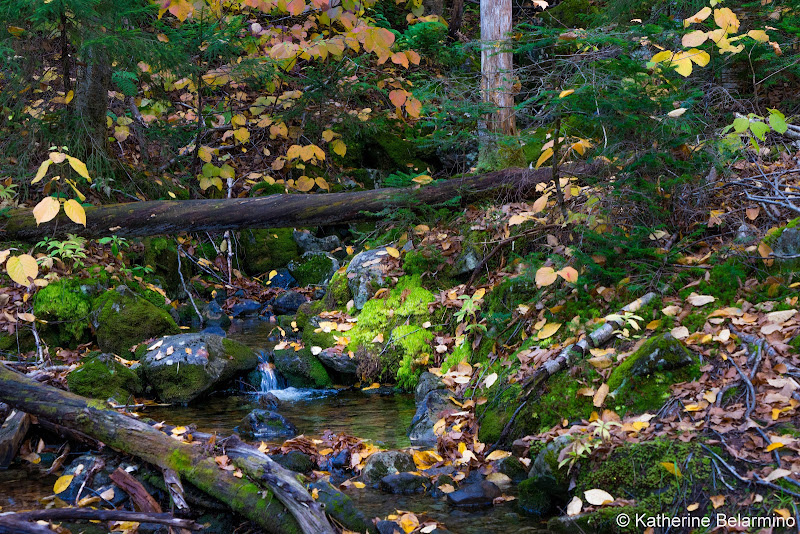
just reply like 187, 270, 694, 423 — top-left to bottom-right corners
176, 241, 204, 327
0, 509, 200, 530
755, 426, 781, 467
701, 444, 800, 499
726, 350, 756, 421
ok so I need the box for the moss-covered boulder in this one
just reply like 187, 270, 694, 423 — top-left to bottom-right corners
240, 228, 299, 275
272, 347, 332, 388
309, 481, 376, 534
527, 434, 573, 498
516, 477, 553, 517
91, 286, 180, 355
142, 237, 189, 298
324, 268, 353, 309
67, 353, 142, 401
289, 253, 337, 287
33, 279, 93, 348
607, 333, 699, 413
360, 451, 416, 484
238, 409, 297, 439
141, 333, 258, 403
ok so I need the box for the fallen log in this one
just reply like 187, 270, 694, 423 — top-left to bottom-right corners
1, 164, 597, 241
0, 509, 200, 531
0, 409, 30, 468
0, 364, 335, 534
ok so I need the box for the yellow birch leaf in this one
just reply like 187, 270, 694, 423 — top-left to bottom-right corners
747, 29, 769, 43
330, 139, 347, 157
33, 196, 60, 225
710, 494, 725, 509
684, 6, 712, 27
559, 89, 574, 98
49, 152, 66, 163
765, 442, 783, 452
412, 175, 432, 184
713, 8, 740, 33
682, 30, 708, 47
295, 176, 315, 192
63, 199, 86, 226
537, 322, 562, 340
536, 148, 553, 169
385, 247, 401, 258
315, 177, 330, 191
557, 266, 579, 283
535, 266, 558, 287
233, 128, 250, 143
54, 474, 74, 494
32, 159, 53, 184
532, 193, 549, 213
65, 155, 91, 182
661, 461, 682, 477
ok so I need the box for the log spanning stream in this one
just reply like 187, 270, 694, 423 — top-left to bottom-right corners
1, 320, 546, 533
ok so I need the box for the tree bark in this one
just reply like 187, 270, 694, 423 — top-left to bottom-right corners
2, 165, 597, 241
448, 0, 465, 40
0, 364, 335, 534
480, 0, 515, 136
74, 46, 110, 155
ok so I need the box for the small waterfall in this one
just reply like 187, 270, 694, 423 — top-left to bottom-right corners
256, 350, 282, 392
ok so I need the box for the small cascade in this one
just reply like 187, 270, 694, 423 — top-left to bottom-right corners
256, 350, 282, 392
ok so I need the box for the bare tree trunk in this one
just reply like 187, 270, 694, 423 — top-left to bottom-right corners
74, 46, 110, 155
448, 0, 465, 39
480, 0, 515, 136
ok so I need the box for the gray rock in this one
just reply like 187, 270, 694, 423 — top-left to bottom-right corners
272, 291, 308, 315
293, 229, 342, 254
734, 223, 758, 245
202, 300, 231, 328
345, 248, 389, 310
415, 371, 444, 403
446, 480, 501, 508
361, 451, 416, 484
141, 333, 258, 404
379, 472, 429, 494
269, 268, 297, 290
317, 348, 358, 376
449, 247, 482, 277
774, 226, 800, 260
493, 455, 528, 484
201, 325, 227, 337
238, 409, 297, 439
377, 520, 401, 534
257, 392, 280, 409
231, 299, 261, 317
408, 389, 459, 448
527, 435, 573, 498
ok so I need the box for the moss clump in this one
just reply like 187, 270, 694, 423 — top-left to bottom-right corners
573, 439, 711, 533
324, 269, 352, 309
607, 333, 699, 414
441, 342, 470, 373
142, 237, 188, 298
291, 254, 333, 286
540, 0, 598, 27
240, 228, 299, 275
249, 182, 286, 197
516, 478, 553, 517
33, 279, 92, 348
91, 286, 180, 355
145, 358, 213, 403
346, 275, 435, 389
478, 383, 522, 443
272, 347, 332, 388
67, 353, 142, 401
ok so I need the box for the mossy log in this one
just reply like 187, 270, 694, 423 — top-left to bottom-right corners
1, 164, 597, 241
0, 364, 334, 534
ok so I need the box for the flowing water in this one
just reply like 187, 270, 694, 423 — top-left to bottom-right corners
2, 319, 548, 531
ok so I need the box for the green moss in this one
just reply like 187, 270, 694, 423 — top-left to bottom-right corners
394, 324, 434, 390
146, 362, 213, 404
478, 384, 522, 443
33, 280, 92, 348
0, 330, 36, 353
273, 347, 332, 388
291, 254, 333, 286
249, 182, 286, 197
240, 228, 299, 275
516, 478, 553, 517
124, 280, 170, 311
441, 342, 470, 373
67, 354, 142, 400
324, 269, 352, 309
92, 286, 180, 355
574, 439, 712, 533
540, 0, 598, 27
142, 237, 188, 298
372, 131, 428, 170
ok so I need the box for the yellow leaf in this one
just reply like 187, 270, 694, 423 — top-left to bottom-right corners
710, 494, 725, 509
758, 241, 773, 266
65, 155, 91, 182
322, 129, 336, 142
352, 481, 365, 488
646, 319, 661, 330
668, 108, 687, 118
362, 382, 380, 391
17, 313, 36, 322
684, 6, 712, 27
747, 29, 769, 43
535, 266, 558, 287
31, 159, 53, 184
63, 199, 86, 226
386, 247, 401, 258
557, 266, 579, 283
660, 462, 682, 477
485, 450, 511, 462
233, 128, 250, 143
774, 508, 791, 519
713, 8, 740, 33
54, 474, 74, 494
412, 450, 443, 469
33, 196, 60, 225
671, 51, 694, 76
593, 383, 609, 407
686, 48, 710, 67
584, 488, 614, 506
687, 502, 699, 511
412, 175, 433, 185
532, 193, 549, 213
651, 50, 674, 63
559, 89, 574, 98
437, 483, 455, 493
765, 442, 783, 452
330, 139, 347, 157
536, 148, 553, 169
682, 30, 708, 47
295, 176, 315, 192
537, 322, 562, 340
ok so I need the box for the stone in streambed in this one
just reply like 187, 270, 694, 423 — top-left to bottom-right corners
379, 472, 429, 495
360, 451, 416, 485
238, 409, 297, 439
446, 480, 501, 508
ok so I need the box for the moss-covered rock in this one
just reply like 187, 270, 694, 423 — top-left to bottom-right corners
67, 353, 142, 401
0, 330, 36, 354
142, 237, 189, 299
516, 478, 553, 517
272, 347, 332, 388
141, 333, 258, 403
289, 253, 335, 287
607, 333, 699, 413
33, 279, 93, 348
309, 481, 376, 533
240, 228, 299, 275
91, 286, 180, 355
324, 269, 352, 309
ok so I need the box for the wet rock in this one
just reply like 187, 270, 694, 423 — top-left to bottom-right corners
268, 268, 297, 290
446, 480, 501, 508
238, 409, 297, 439
517, 477, 553, 517
408, 389, 459, 448
257, 392, 280, 409
309, 481, 375, 534
58, 454, 103, 504
231, 299, 261, 318
345, 248, 389, 310
511, 439, 529, 458
361, 451, 416, 484
272, 291, 308, 315
493, 455, 528, 484
141, 333, 258, 404
377, 520, 402, 534
430, 474, 456, 499
379, 472, 430, 495
202, 300, 231, 328
330, 449, 350, 469
272, 347, 332, 388
91, 285, 179, 355
546, 512, 595, 533
317, 348, 358, 376
201, 325, 227, 337
271, 450, 313, 473
527, 435, 573, 498
293, 229, 342, 254
415, 371, 444, 403
774, 226, 800, 260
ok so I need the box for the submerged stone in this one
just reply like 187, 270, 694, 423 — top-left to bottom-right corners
361, 451, 416, 484
239, 409, 297, 439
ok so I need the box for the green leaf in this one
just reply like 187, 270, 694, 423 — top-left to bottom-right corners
769, 112, 788, 134
732, 117, 750, 133
749, 121, 770, 141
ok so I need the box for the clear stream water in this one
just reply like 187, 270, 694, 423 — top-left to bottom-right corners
2, 320, 548, 532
